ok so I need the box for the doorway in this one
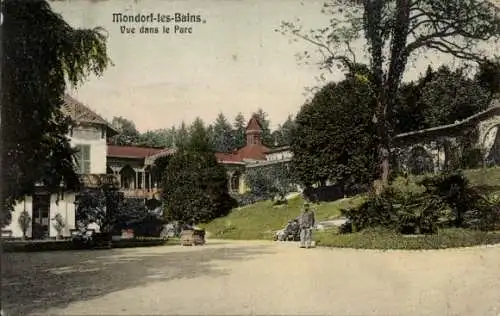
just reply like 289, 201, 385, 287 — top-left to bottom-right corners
32, 193, 51, 239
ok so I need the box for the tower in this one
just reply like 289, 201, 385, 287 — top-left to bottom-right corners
245, 114, 262, 146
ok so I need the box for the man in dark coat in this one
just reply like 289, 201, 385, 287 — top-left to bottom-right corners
299, 202, 315, 248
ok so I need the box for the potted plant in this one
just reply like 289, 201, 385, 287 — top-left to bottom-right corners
52, 213, 66, 240
18, 210, 31, 240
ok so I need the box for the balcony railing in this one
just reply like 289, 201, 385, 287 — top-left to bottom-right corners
80, 174, 120, 189
120, 188, 161, 199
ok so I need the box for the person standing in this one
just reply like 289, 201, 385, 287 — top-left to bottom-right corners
299, 202, 315, 248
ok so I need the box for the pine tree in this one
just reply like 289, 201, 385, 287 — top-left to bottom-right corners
212, 112, 234, 152
253, 108, 273, 146
233, 112, 246, 149
188, 117, 212, 152
175, 122, 190, 149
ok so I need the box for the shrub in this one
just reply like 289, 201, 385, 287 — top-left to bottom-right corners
315, 228, 500, 250
52, 213, 66, 237
341, 171, 500, 235
113, 198, 166, 237
17, 210, 31, 239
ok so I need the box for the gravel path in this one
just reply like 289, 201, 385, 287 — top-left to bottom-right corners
3, 239, 500, 315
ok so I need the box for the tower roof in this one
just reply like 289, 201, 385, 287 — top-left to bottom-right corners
246, 114, 262, 132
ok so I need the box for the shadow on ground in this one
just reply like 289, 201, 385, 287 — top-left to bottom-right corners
1, 243, 274, 315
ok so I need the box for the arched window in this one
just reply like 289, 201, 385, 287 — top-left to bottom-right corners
120, 165, 136, 189
231, 172, 240, 193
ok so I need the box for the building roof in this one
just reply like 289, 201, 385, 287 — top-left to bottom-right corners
265, 146, 291, 154
394, 101, 500, 145
246, 114, 262, 132
216, 143, 270, 163
62, 94, 118, 136
107, 145, 169, 159
215, 115, 269, 164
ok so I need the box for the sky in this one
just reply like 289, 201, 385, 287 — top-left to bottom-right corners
51, 0, 499, 133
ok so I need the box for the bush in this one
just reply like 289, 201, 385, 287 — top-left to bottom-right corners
340, 171, 500, 234
113, 198, 166, 237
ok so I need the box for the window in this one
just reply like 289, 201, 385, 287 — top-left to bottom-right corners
75, 145, 91, 174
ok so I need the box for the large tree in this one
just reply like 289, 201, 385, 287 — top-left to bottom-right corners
1, 0, 111, 226
279, 0, 500, 187
292, 73, 378, 188
110, 116, 140, 146
161, 119, 236, 225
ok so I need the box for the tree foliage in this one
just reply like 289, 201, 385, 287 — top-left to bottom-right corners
393, 65, 490, 134
161, 121, 237, 225
272, 115, 297, 147
253, 108, 273, 146
75, 189, 164, 237
279, 0, 500, 185
212, 113, 235, 152
245, 163, 295, 200
292, 75, 378, 188
110, 116, 140, 146
475, 57, 500, 103
1, 0, 111, 226
232, 112, 247, 149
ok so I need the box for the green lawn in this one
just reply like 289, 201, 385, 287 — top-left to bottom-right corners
202, 167, 500, 243
463, 166, 500, 194
201, 194, 365, 240
315, 228, 500, 250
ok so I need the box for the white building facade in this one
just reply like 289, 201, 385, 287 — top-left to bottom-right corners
3, 95, 116, 239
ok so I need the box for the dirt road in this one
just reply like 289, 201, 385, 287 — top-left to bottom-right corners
3, 239, 500, 315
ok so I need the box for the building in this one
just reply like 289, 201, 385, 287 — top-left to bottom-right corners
215, 115, 293, 194
394, 99, 500, 173
3, 95, 118, 239
106, 145, 174, 199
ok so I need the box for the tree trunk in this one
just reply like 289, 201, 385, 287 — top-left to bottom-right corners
374, 98, 391, 194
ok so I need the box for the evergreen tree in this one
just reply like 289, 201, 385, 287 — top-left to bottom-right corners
253, 108, 273, 146
233, 112, 246, 148
175, 122, 190, 149
206, 124, 215, 150
275, 115, 296, 147
189, 117, 212, 152
212, 112, 234, 152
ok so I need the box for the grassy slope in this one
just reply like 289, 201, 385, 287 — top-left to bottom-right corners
203, 167, 500, 241
202, 195, 365, 240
